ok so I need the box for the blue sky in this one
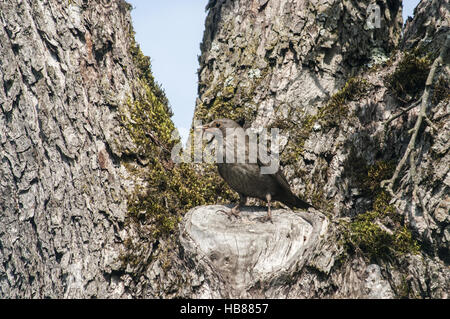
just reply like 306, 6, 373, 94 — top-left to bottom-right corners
403, 0, 421, 21
128, 0, 207, 143
128, 0, 421, 142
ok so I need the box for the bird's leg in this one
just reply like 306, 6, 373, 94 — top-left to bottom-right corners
260, 193, 273, 223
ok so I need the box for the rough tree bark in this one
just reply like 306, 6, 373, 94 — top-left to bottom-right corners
0, 0, 137, 298
1, 0, 448, 299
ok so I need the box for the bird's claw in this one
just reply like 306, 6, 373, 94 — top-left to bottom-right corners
228, 208, 241, 220
258, 215, 273, 223
218, 208, 240, 220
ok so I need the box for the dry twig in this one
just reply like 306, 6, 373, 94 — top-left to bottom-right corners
381, 36, 450, 211
383, 99, 421, 128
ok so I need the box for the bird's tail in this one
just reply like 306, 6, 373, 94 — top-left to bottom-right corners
278, 191, 313, 210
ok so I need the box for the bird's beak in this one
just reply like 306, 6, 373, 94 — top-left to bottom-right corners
194, 124, 209, 131
201, 123, 215, 134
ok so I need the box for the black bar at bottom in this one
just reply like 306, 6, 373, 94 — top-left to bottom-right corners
1, 298, 446, 318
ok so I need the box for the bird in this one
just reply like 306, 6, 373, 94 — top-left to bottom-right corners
201, 118, 313, 222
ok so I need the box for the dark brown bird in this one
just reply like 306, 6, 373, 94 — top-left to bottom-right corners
202, 118, 313, 222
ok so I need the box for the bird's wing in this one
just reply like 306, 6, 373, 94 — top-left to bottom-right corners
272, 170, 294, 194
255, 149, 293, 195
217, 163, 225, 180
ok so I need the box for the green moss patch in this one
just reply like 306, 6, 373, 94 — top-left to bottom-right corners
317, 77, 370, 128
342, 156, 420, 261
195, 68, 269, 125
346, 190, 420, 261
196, 95, 255, 124
385, 51, 432, 101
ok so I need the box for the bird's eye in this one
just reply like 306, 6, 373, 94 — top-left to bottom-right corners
215, 123, 220, 128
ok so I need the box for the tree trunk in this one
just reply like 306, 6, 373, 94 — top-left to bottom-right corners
188, 0, 449, 298
0, 0, 136, 298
